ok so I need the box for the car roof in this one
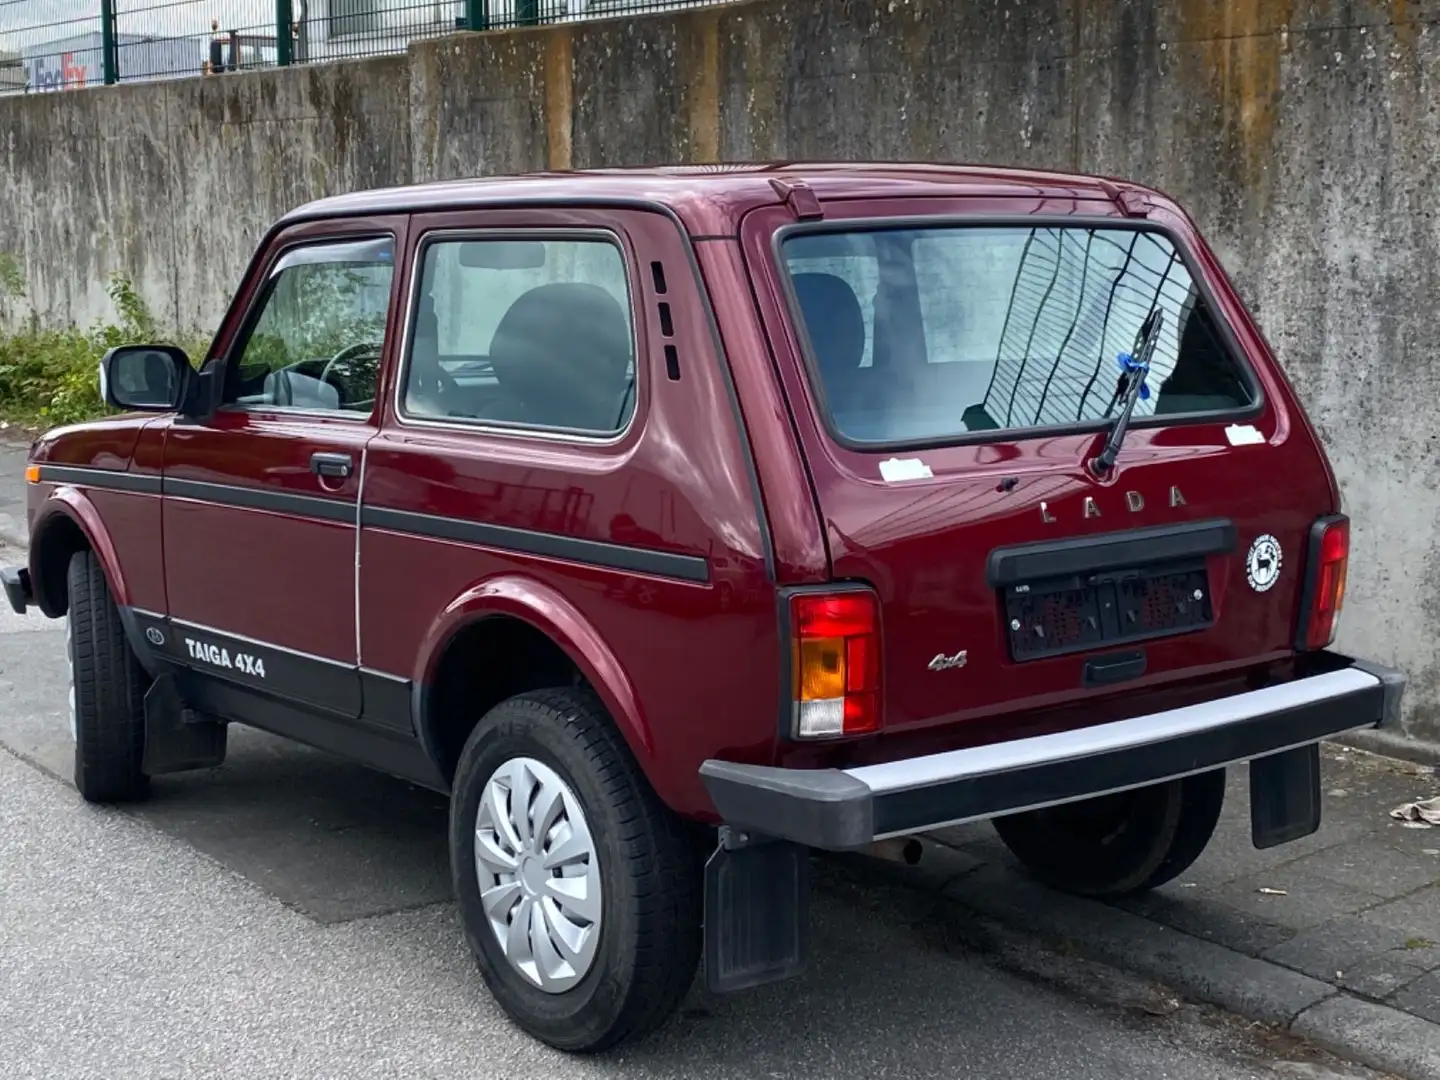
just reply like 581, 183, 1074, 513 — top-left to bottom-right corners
281, 161, 1146, 235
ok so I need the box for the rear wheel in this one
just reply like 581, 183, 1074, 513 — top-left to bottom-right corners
66, 549, 150, 803
449, 688, 702, 1051
991, 770, 1226, 899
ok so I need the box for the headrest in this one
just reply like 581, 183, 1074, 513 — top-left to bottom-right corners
488, 282, 633, 431
791, 272, 866, 374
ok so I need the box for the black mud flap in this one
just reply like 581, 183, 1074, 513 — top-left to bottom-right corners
142, 672, 228, 775
1249, 743, 1322, 850
703, 830, 809, 994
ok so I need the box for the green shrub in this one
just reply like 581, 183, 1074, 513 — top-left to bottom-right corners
0, 267, 210, 430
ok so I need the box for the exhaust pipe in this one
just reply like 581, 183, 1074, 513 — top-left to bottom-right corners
868, 836, 924, 866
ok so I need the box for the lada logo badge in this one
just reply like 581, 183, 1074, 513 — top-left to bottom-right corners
1042, 486, 1186, 523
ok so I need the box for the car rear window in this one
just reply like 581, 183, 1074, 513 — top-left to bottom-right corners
779, 224, 1256, 447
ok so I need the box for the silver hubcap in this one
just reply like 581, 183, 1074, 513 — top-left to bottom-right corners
474, 757, 602, 993
65, 615, 76, 741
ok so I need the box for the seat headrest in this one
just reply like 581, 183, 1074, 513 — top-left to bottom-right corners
791, 272, 866, 375
488, 282, 633, 431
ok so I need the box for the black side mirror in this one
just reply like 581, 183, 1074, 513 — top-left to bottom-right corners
100, 345, 193, 413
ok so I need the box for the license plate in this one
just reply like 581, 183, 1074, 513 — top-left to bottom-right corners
1003, 560, 1213, 661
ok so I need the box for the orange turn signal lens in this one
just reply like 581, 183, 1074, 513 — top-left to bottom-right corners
24, 464, 39, 484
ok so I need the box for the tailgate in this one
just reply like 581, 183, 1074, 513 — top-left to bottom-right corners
739, 195, 1340, 737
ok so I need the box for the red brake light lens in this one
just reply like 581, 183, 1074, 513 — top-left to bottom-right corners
790, 590, 882, 738
1302, 517, 1349, 650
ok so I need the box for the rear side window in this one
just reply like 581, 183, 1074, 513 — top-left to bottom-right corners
781, 225, 1255, 446
401, 236, 635, 436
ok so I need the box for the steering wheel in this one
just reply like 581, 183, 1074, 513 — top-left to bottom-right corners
318, 341, 380, 402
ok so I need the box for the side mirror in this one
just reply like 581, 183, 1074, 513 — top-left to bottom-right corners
99, 345, 193, 413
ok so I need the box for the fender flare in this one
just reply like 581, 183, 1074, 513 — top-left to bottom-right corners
412, 573, 653, 776
30, 490, 132, 617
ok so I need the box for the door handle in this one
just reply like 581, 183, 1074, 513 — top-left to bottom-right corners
310, 452, 353, 479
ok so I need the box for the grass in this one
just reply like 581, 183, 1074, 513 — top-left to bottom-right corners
0, 259, 209, 432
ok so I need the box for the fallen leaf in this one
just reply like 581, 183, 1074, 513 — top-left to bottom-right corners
1392, 795, 1440, 825
1257, 887, 1288, 896
1328, 788, 1348, 797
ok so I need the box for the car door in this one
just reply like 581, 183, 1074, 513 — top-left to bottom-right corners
156, 216, 408, 722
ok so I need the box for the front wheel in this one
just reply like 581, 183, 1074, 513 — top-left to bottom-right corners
991, 770, 1226, 899
449, 688, 702, 1052
66, 549, 150, 803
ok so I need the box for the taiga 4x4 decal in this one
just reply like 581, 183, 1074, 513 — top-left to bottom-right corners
185, 636, 268, 678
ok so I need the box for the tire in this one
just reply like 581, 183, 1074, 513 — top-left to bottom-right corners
67, 549, 150, 803
991, 769, 1226, 899
449, 688, 702, 1052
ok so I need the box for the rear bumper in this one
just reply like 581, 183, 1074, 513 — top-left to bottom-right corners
699, 653, 1406, 851
1, 565, 31, 615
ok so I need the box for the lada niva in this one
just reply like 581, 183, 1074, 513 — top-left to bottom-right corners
3, 163, 1404, 1051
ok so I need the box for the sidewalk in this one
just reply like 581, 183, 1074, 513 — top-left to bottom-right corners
851, 743, 1440, 1078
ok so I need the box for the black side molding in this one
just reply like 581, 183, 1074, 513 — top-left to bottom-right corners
987, 518, 1237, 587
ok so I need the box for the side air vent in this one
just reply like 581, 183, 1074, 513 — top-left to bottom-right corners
652, 262, 680, 381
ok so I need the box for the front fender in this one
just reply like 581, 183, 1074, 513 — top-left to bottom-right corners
415, 572, 653, 769
29, 489, 131, 616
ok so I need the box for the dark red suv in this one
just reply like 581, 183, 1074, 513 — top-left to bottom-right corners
3, 163, 1404, 1052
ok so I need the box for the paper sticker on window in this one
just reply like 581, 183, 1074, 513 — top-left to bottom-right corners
879, 458, 934, 482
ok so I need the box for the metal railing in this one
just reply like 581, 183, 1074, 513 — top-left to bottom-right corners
0, 0, 730, 90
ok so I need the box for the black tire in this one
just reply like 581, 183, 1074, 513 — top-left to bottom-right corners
449, 688, 702, 1052
991, 769, 1226, 899
67, 549, 150, 803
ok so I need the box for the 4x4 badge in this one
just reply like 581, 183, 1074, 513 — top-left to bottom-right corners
928, 650, 968, 672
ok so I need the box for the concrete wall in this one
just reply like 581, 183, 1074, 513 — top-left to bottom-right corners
3, 0, 1439, 742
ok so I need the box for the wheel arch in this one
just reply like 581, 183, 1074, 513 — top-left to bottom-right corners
413, 574, 654, 793
29, 492, 130, 619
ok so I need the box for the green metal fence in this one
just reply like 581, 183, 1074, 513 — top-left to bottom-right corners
0, 0, 729, 90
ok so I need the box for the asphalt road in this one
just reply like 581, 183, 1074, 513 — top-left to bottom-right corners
0, 444, 1389, 1079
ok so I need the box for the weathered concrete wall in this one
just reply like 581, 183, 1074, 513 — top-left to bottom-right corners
4, 0, 1440, 742
0, 56, 411, 332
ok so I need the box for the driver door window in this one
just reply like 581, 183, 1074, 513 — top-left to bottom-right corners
226, 236, 394, 414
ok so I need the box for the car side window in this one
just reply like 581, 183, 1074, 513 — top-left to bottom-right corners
401, 236, 635, 435
224, 236, 395, 414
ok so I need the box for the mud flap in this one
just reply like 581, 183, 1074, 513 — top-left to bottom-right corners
142, 672, 228, 775
703, 829, 809, 994
1249, 743, 1322, 850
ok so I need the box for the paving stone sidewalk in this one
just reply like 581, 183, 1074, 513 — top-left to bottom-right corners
930, 745, 1440, 1023
836, 743, 1440, 1075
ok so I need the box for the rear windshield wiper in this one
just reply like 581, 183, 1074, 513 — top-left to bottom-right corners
1089, 310, 1163, 477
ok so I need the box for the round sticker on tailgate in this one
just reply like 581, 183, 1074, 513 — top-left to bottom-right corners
1246, 534, 1283, 592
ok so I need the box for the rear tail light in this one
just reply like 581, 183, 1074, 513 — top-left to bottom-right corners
790, 589, 882, 738
1298, 515, 1349, 650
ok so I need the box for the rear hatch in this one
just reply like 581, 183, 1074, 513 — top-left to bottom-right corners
740, 191, 1339, 740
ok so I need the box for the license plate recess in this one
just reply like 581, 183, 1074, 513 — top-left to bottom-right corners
1003, 558, 1213, 661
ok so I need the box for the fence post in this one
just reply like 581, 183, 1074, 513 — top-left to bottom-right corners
100, 0, 119, 84
465, 0, 490, 31
276, 0, 295, 65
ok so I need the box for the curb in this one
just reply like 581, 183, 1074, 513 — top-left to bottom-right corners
1335, 728, 1440, 769
845, 839, 1440, 1080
